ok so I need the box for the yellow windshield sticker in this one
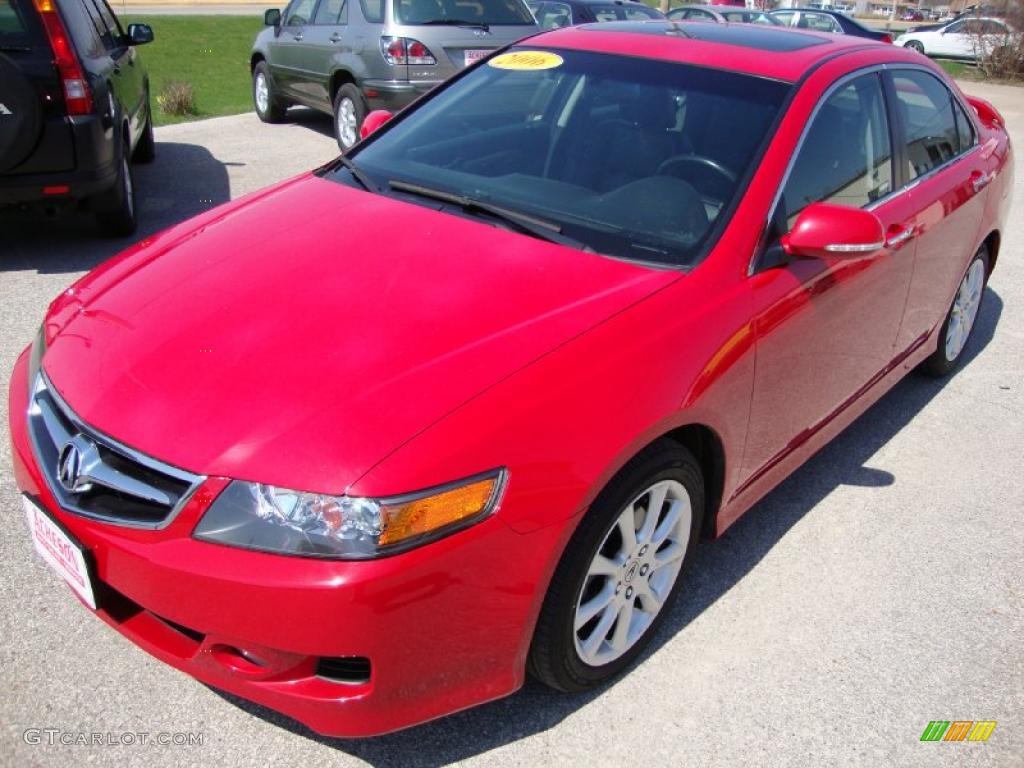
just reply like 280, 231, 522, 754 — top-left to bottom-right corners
489, 51, 564, 71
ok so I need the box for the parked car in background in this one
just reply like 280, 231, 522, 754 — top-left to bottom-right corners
250, 0, 539, 149
666, 5, 780, 25
900, 9, 925, 21
528, 0, 664, 29
769, 7, 893, 42
897, 16, 1013, 58
12, 20, 1012, 739
0, 0, 155, 235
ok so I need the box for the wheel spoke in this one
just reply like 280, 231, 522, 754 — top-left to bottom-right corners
581, 603, 618, 658
609, 601, 634, 652
636, 581, 663, 615
575, 582, 616, 630
638, 483, 667, 544
616, 509, 638, 555
650, 499, 683, 547
589, 553, 621, 576
652, 541, 686, 571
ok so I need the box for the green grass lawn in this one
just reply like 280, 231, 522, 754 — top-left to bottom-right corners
124, 15, 263, 126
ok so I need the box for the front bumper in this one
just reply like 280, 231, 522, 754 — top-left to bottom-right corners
8, 350, 569, 737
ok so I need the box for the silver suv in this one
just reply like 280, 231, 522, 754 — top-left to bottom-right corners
251, 0, 540, 149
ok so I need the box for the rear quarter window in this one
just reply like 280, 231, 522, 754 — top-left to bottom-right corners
0, 0, 44, 44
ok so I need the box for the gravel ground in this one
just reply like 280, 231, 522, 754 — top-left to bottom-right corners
1, 84, 1022, 768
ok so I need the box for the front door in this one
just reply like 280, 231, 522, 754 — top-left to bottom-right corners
741, 71, 917, 484
298, 0, 349, 110
269, 0, 320, 101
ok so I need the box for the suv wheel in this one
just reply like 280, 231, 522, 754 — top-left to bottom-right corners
253, 61, 286, 123
334, 84, 366, 151
133, 92, 156, 164
95, 153, 138, 237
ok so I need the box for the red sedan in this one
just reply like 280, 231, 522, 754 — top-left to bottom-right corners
9, 21, 1012, 736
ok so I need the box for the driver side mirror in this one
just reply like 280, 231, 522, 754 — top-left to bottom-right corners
126, 23, 154, 45
264, 8, 282, 26
361, 110, 393, 139
781, 203, 884, 260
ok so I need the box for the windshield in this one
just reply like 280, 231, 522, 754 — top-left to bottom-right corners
335, 48, 790, 266
393, 0, 535, 25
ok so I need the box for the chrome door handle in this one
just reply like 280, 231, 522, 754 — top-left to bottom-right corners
293, 33, 304, 41
971, 172, 992, 193
886, 226, 915, 249
329, 33, 343, 43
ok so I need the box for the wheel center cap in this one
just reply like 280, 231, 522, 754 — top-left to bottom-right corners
624, 560, 639, 584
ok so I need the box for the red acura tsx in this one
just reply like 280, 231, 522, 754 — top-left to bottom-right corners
9, 22, 1012, 737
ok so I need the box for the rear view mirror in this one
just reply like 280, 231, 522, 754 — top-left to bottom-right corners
781, 202, 884, 260
361, 110, 393, 139
264, 8, 282, 26
126, 23, 154, 45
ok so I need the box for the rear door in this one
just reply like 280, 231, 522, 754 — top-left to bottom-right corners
0, 0, 73, 173
81, 0, 144, 144
885, 68, 993, 351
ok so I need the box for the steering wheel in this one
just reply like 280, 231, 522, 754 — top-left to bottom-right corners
657, 154, 737, 185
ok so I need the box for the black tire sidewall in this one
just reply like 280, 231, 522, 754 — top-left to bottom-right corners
530, 442, 703, 692
95, 152, 138, 237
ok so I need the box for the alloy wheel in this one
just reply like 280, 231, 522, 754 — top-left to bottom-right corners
337, 97, 358, 148
573, 479, 691, 667
945, 258, 984, 362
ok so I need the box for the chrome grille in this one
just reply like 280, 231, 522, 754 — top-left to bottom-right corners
27, 375, 204, 528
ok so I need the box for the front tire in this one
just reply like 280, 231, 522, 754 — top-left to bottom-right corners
253, 61, 286, 123
333, 84, 366, 151
528, 439, 703, 692
905, 40, 925, 54
921, 246, 989, 377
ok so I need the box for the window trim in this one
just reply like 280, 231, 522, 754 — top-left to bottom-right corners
750, 62, 981, 276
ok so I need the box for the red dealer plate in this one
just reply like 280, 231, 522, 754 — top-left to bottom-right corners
24, 496, 97, 609
464, 49, 490, 66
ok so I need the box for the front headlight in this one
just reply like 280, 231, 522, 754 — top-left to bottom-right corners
193, 469, 507, 559
27, 324, 46, 386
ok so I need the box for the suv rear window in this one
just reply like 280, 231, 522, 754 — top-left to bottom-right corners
393, 0, 534, 26
0, 0, 44, 44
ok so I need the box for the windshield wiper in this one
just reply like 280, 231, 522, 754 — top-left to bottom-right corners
418, 18, 490, 32
331, 154, 380, 193
388, 180, 593, 252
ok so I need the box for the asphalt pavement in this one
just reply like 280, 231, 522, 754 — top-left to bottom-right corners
1, 86, 1022, 768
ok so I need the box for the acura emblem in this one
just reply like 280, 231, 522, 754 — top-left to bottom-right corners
57, 435, 97, 494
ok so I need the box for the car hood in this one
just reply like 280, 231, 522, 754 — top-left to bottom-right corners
42, 175, 678, 493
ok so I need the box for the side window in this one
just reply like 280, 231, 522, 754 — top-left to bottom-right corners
359, 0, 384, 22
314, 0, 347, 24
83, 0, 122, 50
781, 74, 893, 227
688, 9, 716, 21
800, 13, 837, 32
58, 0, 104, 57
945, 19, 965, 33
285, 0, 319, 25
623, 5, 656, 20
591, 7, 619, 21
773, 11, 796, 26
892, 70, 960, 179
952, 95, 975, 153
537, 2, 571, 28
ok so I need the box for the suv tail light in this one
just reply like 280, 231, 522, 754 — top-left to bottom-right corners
380, 36, 436, 66
33, 0, 93, 115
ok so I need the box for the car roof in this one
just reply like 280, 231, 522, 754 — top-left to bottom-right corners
527, 20, 893, 82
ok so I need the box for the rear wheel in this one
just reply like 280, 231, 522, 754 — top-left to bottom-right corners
905, 40, 925, 54
528, 439, 703, 692
95, 152, 138, 237
921, 246, 989, 377
253, 61, 286, 123
333, 84, 366, 151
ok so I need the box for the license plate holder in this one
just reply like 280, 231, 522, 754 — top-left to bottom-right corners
24, 496, 98, 610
